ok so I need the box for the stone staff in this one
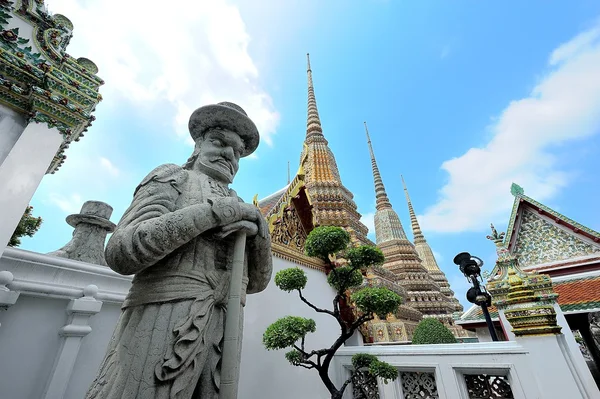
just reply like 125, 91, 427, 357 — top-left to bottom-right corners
219, 230, 247, 399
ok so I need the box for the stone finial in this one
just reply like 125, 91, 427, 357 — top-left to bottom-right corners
48, 200, 116, 266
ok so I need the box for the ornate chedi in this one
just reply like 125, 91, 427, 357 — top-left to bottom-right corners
486, 224, 562, 336
358, 265, 422, 343
401, 176, 463, 314
363, 123, 464, 335
0, 1, 103, 173
298, 54, 371, 246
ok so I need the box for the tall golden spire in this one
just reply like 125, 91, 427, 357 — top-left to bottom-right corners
365, 122, 392, 211
401, 175, 425, 244
401, 175, 463, 312
298, 55, 370, 245
364, 122, 408, 244
306, 53, 324, 140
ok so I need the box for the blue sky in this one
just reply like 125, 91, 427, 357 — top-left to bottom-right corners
20, 0, 600, 309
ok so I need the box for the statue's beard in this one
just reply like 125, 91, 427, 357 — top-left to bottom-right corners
195, 158, 234, 184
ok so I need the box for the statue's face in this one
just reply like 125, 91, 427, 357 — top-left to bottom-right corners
195, 129, 244, 183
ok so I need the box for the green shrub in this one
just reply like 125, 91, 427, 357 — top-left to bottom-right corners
275, 268, 308, 292
412, 318, 457, 345
305, 226, 350, 262
263, 316, 316, 350
346, 245, 384, 269
327, 266, 363, 292
351, 287, 403, 319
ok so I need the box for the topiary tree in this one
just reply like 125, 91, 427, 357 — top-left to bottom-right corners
412, 318, 457, 345
9, 205, 42, 247
263, 226, 401, 399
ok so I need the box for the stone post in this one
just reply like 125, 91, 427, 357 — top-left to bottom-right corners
41, 284, 103, 399
48, 201, 116, 266
0, 122, 63, 258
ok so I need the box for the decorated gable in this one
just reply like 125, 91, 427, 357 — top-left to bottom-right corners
506, 184, 600, 268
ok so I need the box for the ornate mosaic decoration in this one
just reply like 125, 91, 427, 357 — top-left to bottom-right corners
514, 208, 600, 267
505, 183, 600, 251
486, 224, 562, 336
352, 369, 380, 399
464, 374, 514, 399
400, 371, 439, 399
271, 203, 307, 252
0, 0, 103, 173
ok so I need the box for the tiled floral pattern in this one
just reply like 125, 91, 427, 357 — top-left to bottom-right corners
515, 209, 600, 267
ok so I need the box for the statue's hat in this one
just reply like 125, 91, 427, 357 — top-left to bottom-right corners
66, 200, 116, 232
188, 102, 259, 157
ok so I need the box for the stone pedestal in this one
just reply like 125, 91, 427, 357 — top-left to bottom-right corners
0, 122, 62, 257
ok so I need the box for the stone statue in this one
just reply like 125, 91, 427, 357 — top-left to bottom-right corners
48, 200, 116, 266
589, 312, 600, 353
85, 102, 272, 399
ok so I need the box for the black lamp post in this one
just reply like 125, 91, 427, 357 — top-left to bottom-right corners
453, 252, 499, 342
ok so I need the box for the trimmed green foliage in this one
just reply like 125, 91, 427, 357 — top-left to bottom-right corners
412, 318, 457, 345
351, 287, 403, 319
305, 226, 350, 262
346, 245, 385, 269
275, 268, 308, 292
285, 349, 303, 366
351, 353, 398, 384
369, 360, 398, 383
263, 316, 316, 350
327, 266, 363, 292
351, 353, 378, 369
9, 205, 42, 247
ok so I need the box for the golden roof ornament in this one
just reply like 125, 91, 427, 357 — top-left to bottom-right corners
485, 224, 561, 336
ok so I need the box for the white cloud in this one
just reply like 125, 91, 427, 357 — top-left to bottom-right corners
47, 0, 280, 146
420, 22, 600, 233
361, 212, 376, 240
99, 157, 120, 177
47, 193, 83, 214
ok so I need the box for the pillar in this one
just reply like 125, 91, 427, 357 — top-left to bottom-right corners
41, 285, 103, 399
0, 105, 26, 165
0, 122, 62, 257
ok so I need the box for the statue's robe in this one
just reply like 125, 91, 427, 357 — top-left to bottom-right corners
86, 164, 272, 399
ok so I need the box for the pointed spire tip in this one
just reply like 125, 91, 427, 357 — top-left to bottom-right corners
307, 53, 311, 71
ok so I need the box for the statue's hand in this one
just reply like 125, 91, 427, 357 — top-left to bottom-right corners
216, 220, 258, 239
239, 203, 268, 238
209, 197, 243, 226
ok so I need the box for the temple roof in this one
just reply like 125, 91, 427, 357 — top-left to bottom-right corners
258, 185, 289, 216
506, 183, 600, 257
0, 2, 104, 174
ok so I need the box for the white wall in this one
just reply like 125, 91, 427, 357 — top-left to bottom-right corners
0, 248, 130, 399
240, 257, 339, 399
334, 342, 542, 399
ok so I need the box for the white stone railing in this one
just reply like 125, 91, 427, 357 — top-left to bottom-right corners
333, 342, 544, 399
0, 247, 131, 399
